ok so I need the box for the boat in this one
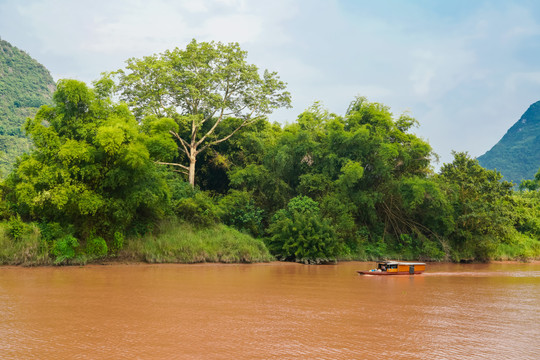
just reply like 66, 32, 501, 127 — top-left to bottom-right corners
357, 261, 426, 275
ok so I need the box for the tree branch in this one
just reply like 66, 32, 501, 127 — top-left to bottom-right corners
201, 109, 218, 125
196, 77, 232, 143
198, 116, 260, 154
155, 161, 189, 171
172, 169, 189, 175
169, 130, 190, 156
195, 109, 223, 149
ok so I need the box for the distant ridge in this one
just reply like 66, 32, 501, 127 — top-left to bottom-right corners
0, 38, 55, 176
477, 101, 540, 184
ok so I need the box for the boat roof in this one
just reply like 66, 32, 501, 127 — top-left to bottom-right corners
379, 261, 426, 266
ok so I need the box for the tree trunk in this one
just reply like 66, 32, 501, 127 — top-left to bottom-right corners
188, 155, 196, 187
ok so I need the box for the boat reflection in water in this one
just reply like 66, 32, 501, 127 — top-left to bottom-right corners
357, 261, 426, 275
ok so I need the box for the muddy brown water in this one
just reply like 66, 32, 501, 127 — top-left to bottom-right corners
0, 262, 538, 359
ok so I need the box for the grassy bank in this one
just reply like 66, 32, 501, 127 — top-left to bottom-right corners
492, 234, 540, 261
0, 219, 273, 266
0, 223, 51, 266
121, 220, 274, 263
336, 236, 540, 263
0, 219, 538, 266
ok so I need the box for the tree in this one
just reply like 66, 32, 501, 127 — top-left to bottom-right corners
439, 152, 514, 260
267, 196, 338, 263
4, 79, 168, 240
519, 167, 540, 191
108, 39, 291, 187
229, 98, 440, 258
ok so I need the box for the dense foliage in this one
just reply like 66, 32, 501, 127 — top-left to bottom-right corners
106, 39, 291, 187
0, 39, 55, 176
268, 196, 338, 263
0, 40, 538, 265
439, 152, 516, 260
225, 100, 443, 260
519, 168, 540, 191
2, 79, 170, 262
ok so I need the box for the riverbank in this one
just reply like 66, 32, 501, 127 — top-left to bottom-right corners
0, 221, 273, 266
0, 219, 538, 266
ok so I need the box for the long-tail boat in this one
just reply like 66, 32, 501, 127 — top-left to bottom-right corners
357, 261, 426, 275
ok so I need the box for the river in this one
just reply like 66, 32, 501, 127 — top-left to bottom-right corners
0, 262, 538, 359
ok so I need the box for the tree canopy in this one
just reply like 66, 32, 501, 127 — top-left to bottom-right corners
107, 39, 291, 186
519, 168, 540, 191
4, 79, 168, 239
0, 40, 538, 265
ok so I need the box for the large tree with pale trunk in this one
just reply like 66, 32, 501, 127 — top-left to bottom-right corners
107, 39, 291, 187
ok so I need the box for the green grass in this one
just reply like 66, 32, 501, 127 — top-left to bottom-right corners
122, 220, 274, 263
1, 218, 537, 266
0, 219, 273, 266
0, 222, 51, 266
493, 233, 540, 261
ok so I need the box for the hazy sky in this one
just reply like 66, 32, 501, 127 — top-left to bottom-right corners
1, 0, 539, 168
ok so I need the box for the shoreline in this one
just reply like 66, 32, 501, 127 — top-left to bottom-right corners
2, 258, 538, 269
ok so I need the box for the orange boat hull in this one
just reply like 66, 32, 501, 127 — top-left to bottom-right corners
357, 270, 424, 275
358, 261, 426, 275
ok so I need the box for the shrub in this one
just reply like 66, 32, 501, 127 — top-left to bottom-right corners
51, 235, 79, 265
268, 196, 339, 264
362, 238, 388, 260
86, 236, 108, 259
38, 222, 66, 244
110, 231, 124, 254
169, 178, 197, 202
7, 215, 26, 241
420, 239, 446, 261
175, 192, 219, 228
0, 198, 12, 220
218, 190, 264, 237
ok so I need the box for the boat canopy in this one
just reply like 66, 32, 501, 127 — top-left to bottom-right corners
378, 261, 426, 266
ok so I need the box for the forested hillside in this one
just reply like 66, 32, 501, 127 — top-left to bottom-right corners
477, 101, 540, 183
0, 39, 55, 175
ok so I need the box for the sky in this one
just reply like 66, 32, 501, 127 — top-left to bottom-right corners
1, 0, 539, 168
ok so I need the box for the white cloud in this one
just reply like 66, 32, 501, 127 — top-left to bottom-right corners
200, 14, 263, 43
1, 0, 539, 168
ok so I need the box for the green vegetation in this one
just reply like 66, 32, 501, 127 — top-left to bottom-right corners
439, 152, 519, 261
0, 221, 50, 265
519, 168, 540, 191
0, 39, 55, 176
0, 220, 272, 265
4, 79, 168, 240
0, 39, 538, 266
477, 101, 540, 184
268, 196, 339, 264
123, 220, 272, 263
107, 39, 291, 187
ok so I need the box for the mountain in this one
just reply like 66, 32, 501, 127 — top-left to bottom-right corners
0, 38, 55, 176
477, 101, 540, 184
